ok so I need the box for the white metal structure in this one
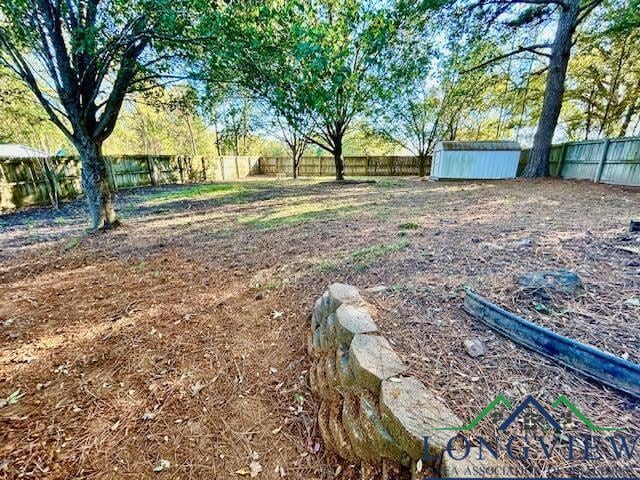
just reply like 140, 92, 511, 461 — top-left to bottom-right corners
0, 144, 49, 158
430, 141, 521, 180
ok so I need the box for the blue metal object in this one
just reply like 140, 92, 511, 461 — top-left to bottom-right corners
463, 290, 640, 399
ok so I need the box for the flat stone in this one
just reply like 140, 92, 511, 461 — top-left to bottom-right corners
517, 270, 583, 298
334, 304, 377, 346
328, 283, 364, 313
380, 376, 461, 462
440, 447, 506, 478
349, 334, 407, 391
358, 391, 404, 462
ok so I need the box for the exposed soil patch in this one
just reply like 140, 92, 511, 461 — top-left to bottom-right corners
1, 177, 639, 478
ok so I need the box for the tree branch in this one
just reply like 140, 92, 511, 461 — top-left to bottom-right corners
462, 44, 552, 73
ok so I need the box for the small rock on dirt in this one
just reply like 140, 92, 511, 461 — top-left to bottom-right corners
463, 338, 485, 358
515, 237, 533, 248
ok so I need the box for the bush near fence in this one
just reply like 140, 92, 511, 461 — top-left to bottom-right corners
0, 155, 260, 211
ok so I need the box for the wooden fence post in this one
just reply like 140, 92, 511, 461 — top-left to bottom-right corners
556, 143, 568, 177
594, 138, 611, 183
106, 158, 118, 192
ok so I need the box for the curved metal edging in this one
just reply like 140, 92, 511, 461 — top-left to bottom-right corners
463, 290, 640, 400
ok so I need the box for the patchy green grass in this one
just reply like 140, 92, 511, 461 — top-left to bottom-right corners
130, 261, 147, 272
144, 183, 241, 203
63, 237, 81, 251
398, 221, 420, 230
241, 203, 359, 230
317, 259, 338, 273
350, 238, 409, 271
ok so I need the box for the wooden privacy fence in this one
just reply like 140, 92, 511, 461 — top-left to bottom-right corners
0, 155, 260, 211
3, 137, 638, 212
520, 136, 640, 186
259, 155, 429, 176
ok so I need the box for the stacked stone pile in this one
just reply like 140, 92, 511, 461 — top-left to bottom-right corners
309, 283, 482, 478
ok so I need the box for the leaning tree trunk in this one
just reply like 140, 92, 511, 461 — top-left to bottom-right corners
78, 139, 118, 230
333, 138, 345, 181
522, 0, 580, 178
619, 83, 639, 137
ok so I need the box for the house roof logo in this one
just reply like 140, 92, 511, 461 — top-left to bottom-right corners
433, 394, 624, 432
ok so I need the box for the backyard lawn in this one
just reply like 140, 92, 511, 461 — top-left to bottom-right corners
1, 177, 639, 478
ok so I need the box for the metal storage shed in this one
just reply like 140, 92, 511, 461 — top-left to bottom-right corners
430, 141, 521, 180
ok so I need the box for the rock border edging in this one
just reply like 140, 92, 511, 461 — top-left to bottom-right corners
309, 283, 472, 478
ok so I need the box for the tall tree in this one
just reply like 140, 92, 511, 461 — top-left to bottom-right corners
209, 0, 439, 180
0, 0, 171, 229
465, 0, 607, 177
564, 29, 640, 139
0, 68, 72, 152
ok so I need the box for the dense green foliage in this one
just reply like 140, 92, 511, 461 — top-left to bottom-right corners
1, 0, 638, 163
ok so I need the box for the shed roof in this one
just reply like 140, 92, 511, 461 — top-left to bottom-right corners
435, 141, 521, 151
0, 144, 50, 158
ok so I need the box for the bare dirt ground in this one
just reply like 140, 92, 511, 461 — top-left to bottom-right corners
1, 177, 639, 479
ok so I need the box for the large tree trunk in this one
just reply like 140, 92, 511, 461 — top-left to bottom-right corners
522, 0, 580, 178
78, 139, 118, 230
418, 152, 429, 177
333, 137, 345, 181
292, 152, 300, 179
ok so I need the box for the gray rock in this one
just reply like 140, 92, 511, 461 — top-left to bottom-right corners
349, 334, 407, 391
630, 220, 639, 232
318, 313, 337, 350
335, 346, 356, 390
515, 237, 532, 248
463, 338, 486, 358
380, 376, 462, 462
517, 270, 583, 298
312, 292, 330, 330
358, 392, 404, 462
334, 304, 378, 346
341, 391, 404, 462
328, 283, 364, 313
